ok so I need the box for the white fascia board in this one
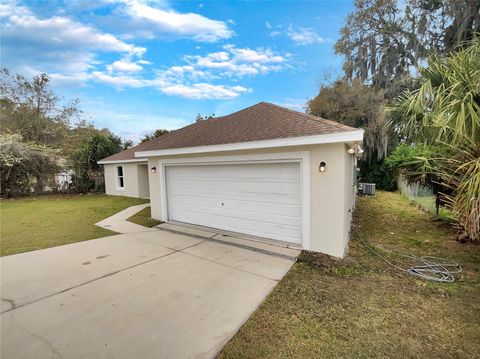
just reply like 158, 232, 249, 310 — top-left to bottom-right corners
135, 130, 364, 158
97, 158, 148, 165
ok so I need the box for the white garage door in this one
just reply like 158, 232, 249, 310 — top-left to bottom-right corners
165, 162, 302, 244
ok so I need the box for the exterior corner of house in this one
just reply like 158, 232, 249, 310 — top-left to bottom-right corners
147, 158, 163, 220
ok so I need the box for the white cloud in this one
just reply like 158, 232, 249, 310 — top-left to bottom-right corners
0, 1, 30, 17
90, 71, 147, 88
286, 25, 325, 45
267, 22, 326, 45
89, 70, 249, 99
226, 45, 285, 63
187, 45, 288, 77
89, 44, 289, 99
107, 60, 144, 73
160, 83, 250, 99
1, 2, 145, 84
118, 0, 233, 42
2, 5, 144, 55
1, 2, 288, 101
152, 45, 288, 97
157, 65, 209, 82
90, 62, 251, 99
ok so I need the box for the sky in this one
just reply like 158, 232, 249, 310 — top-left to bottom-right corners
0, 0, 354, 143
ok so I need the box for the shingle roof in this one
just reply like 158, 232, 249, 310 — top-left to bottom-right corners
98, 140, 151, 163
99, 102, 360, 163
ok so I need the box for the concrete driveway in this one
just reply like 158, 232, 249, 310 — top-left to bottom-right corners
1, 225, 299, 359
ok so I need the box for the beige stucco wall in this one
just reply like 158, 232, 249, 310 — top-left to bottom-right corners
146, 142, 358, 258
308, 143, 348, 256
104, 162, 149, 198
137, 164, 150, 198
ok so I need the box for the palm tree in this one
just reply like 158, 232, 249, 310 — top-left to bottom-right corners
389, 38, 480, 241
71, 133, 123, 193
122, 139, 134, 150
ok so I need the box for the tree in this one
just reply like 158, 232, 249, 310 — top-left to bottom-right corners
64, 120, 108, 156
0, 69, 130, 196
443, 0, 480, 51
0, 69, 80, 148
195, 113, 215, 122
335, 0, 479, 98
140, 129, 170, 143
70, 132, 122, 193
307, 78, 394, 166
0, 133, 60, 197
389, 39, 480, 241
122, 139, 134, 150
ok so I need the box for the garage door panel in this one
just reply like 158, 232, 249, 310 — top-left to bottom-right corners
220, 216, 301, 243
221, 208, 299, 226
281, 204, 301, 217
166, 162, 302, 244
228, 199, 287, 215
169, 194, 217, 207
170, 203, 223, 216
170, 189, 301, 206
280, 183, 301, 195
170, 182, 300, 198
170, 206, 223, 222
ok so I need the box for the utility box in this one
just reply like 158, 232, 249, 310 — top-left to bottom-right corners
359, 183, 376, 196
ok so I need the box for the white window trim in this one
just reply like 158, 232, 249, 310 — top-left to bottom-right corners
157, 151, 311, 250
135, 130, 363, 158
116, 165, 125, 191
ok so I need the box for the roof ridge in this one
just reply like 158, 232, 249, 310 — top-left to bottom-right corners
262, 102, 313, 119
261, 102, 355, 131
211, 102, 267, 121
191, 102, 354, 131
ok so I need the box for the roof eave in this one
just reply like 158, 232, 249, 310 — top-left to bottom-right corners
97, 158, 148, 165
134, 130, 364, 158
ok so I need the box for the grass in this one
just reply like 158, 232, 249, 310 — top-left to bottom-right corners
127, 206, 162, 228
218, 191, 480, 359
406, 195, 457, 222
0, 194, 148, 256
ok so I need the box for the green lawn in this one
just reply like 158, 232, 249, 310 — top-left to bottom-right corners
405, 195, 457, 222
0, 194, 149, 256
127, 206, 162, 228
218, 191, 480, 359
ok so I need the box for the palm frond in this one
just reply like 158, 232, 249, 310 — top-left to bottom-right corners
388, 39, 480, 240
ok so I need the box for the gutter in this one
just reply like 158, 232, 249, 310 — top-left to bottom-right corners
97, 158, 148, 165
134, 130, 364, 158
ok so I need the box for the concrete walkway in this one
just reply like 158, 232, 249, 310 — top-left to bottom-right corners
1, 209, 300, 359
95, 203, 154, 233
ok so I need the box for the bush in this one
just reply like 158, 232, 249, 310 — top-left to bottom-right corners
359, 160, 396, 191
0, 133, 60, 197
360, 144, 440, 191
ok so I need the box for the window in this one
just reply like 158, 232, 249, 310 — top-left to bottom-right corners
117, 166, 124, 189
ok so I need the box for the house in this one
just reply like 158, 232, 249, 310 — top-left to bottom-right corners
98, 102, 364, 257
98, 141, 151, 198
